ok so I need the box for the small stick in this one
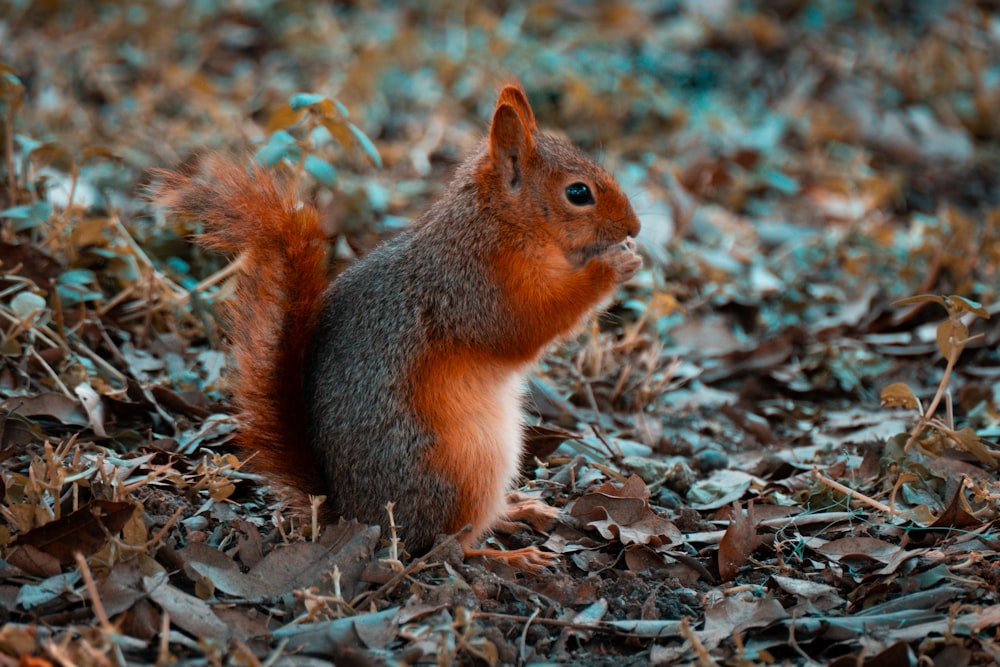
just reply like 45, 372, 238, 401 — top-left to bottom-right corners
74, 551, 115, 635
813, 467, 893, 514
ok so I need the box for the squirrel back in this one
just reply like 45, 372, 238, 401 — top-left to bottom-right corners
155, 83, 641, 565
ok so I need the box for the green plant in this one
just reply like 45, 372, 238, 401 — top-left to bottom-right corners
256, 92, 381, 190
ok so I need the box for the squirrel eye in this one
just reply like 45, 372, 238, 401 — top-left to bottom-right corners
565, 182, 595, 206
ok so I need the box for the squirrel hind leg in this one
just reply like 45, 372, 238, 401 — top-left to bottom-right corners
463, 546, 558, 572
463, 494, 559, 571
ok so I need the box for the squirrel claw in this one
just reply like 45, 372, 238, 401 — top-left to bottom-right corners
464, 546, 558, 572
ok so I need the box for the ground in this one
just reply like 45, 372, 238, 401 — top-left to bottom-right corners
2, 1, 1000, 665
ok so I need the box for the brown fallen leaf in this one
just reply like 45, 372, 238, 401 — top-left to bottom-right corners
522, 423, 578, 460
570, 474, 681, 548
718, 502, 767, 581
924, 486, 983, 534
9, 500, 135, 574
178, 520, 380, 600
273, 606, 401, 655
145, 574, 230, 641
0, 392, 89, 427
698, 588, 788, 649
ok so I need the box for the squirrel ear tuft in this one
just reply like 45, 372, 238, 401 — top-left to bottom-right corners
495, 83, 538, 130
489, 103, 534, 188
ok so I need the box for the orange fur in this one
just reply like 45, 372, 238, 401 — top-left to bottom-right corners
411, 347, 523, 545
151, 157, 329, 503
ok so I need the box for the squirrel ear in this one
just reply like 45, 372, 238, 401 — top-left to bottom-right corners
495, 83, 538, 130
489, 102, 534, 189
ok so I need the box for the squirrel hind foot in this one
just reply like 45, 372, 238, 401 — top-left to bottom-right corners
463, 546, 558, 572
497, 493, 559, 533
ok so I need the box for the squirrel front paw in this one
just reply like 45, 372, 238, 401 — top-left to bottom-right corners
601, 236, 642, 282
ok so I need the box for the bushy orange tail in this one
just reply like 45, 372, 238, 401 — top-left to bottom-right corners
152, 156, 329, 499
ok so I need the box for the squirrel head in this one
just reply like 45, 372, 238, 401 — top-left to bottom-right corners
483, 83, 640, 265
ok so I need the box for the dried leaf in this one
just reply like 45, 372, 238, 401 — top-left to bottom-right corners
947, 295, 989, 319
927, 485, 982, 532
718, 503, 765, 581
936, 319, 968, 358
880, 383, 919, 410
570, 475, 681, 548
948, 427, 995, 465
11, 500, 136, 566
265, 103, 307, 134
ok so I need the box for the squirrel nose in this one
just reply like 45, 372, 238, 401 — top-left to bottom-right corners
624, 209, 640, 238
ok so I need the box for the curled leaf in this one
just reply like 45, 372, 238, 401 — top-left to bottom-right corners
880, 383, 919, 410
949, 427, 994, 466
28, 142, 70, 169
947, 295, 989, 319
80, 145, 122, 165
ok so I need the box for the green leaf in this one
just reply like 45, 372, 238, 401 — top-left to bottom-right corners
288, 92, 326, 111
57, 269, 102, 305
14, 133, 43, 155
1, 201, 52, 230
10, 291, 47, 321
303, 154, 337, 187
349, 122, 382, 168
254, 130, 297, 166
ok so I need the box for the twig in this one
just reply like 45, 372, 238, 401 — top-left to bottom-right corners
3, 106, 16, 219
813, 467, 893, 514
261, 638, 289, 667
74, 551, 115, 636
155, 611, 171, 667
476, 610, 689, 640
680, 616, 717, 666
29, 347, 73, 397
518, 607, 540, 664
309, 494, 325, 542
350, 526, 470, 609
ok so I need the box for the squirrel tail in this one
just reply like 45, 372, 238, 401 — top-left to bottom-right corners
152, 156, 328, 500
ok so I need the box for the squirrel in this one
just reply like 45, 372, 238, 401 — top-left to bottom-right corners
153, 83, 642, 570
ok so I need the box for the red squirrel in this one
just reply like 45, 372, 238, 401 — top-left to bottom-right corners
154, 83, 641, 570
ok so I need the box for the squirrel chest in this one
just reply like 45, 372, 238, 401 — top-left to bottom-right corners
411, 349, 527, 540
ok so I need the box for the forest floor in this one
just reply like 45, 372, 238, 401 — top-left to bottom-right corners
2, 1, 1000, 665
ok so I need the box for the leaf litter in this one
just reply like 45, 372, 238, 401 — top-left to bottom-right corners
3, 1, 1000, 665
